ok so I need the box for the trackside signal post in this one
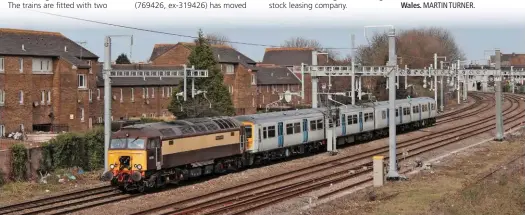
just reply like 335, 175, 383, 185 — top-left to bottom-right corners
385, 28, 400, 180
102, 36, 209, 172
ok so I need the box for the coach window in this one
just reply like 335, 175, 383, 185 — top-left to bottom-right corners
310, 120, 317, 131
268, 126, 276, 138
316, 119, 323, 130
370, 113, 374, 121
293, 122, 301, 133
335, 118, 340, 127
263, 127, 268, 139
329, 119, 334, 128
396, 109, 399, 117
286, 123, 294, 135
364, 113, 369, 122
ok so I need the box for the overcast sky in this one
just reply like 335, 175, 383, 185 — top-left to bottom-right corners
1, 3, 525, 64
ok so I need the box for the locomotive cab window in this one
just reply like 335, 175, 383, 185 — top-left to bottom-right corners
110, 138, 145, 149
147, 138, 160, 149
245, 126, 252, 138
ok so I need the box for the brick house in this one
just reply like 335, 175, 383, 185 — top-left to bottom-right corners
262, 47, 352, 107
253, 64, 302, 110
149, 42, 258, 115
93, 64, 180, 124
0, 28, 100, 135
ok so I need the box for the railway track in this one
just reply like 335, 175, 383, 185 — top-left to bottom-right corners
0, 92, 507, 215
131, 93, 523, 215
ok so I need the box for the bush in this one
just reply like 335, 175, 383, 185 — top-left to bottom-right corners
40, 126, 104, 172
0, 168, 6, 186
10, 143, 28, 181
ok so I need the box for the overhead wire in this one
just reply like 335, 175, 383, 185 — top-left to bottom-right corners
26, 9, 353, 50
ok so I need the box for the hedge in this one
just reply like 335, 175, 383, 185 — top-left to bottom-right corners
10, 143, 28, 181
40, 126, 104, 172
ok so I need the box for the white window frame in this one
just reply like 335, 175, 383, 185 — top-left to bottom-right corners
225, 64, 234, 74
0, 125, 4, 137
78, 74, 86, 89
131, 88, 135, 102
0, 57, 4, 72
162, 87, 165, 98
47, 90, 51, 104
151, 88, 154, 98
32, 58, 53, 74
41, 90, 45, 103
97, 117, 103, 123
19, 90, 24, 105
88, 61, 92, 74
19, 58, 23, 73
88, 89, 93, 102
251, 74, 256, 85
97, 89, 101, 100
80, 107, 85, 122
252, 97, 255, 107
120, 88, 123, 102
0, 90, 5, 106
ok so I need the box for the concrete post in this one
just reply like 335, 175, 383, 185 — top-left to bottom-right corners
351, 34, 356, 105
495, 49, 504, 141
103, 36, 112, 172
301, 63, 305, 101
440, 61, 444, 112
511, 66, 515, 93
312, 77, 318, 108
358, 76, 362, 100
183, 65, 187, 101
373, 156, 385, 187
434, 54, 438, 104
386, 28, 400, 180
457, 61, 461, 104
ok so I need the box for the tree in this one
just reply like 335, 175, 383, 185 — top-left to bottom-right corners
356, 27, 465, 68
115, 53, 131, 64
168, 29, 235, 119
281, 37, 339, 60
355, 27, 466, 100
205, 33, 231, 46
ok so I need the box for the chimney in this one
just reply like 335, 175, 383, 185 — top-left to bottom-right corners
64, 46, 68, 52
21, 44, 25, 51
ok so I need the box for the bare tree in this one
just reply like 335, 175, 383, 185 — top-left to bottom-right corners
281, 37, 340, 60
356, 27, 465, 68
355, 27, 465, 100
204, 33, 231, 46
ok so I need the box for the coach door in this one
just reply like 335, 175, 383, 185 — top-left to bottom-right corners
147, 137, 162, 170
399, 107, 403, 123
302, 119, 308, 143
419, 104, 422, 121
278, 122, 284, 148
341, 114, 347, 135
358, 112, 363, 132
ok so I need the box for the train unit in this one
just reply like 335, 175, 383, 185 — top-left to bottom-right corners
101, 97, 437, 192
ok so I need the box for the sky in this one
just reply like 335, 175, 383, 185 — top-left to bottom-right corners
2, 0, 525, 64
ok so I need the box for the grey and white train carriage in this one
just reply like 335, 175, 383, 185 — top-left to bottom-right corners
234, 97, 437, 161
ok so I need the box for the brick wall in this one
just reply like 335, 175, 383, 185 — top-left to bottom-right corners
151, 45, 191, 66
257, 84, 302, 109
92, 86, 175, 122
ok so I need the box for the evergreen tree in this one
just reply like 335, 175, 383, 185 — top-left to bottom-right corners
168, 29, 235, 119
116, 53, 131, 64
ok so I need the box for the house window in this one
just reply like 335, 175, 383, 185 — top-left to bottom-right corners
19, 58, 23, 72
97, 117, 103, 123
0, 90, 4, 106
78, 74, 86, 88
120, 89, 123, 102
47, 91, 51, 104
80, 108, 85, 122
251, 74, 256, 85
252, 97, 255, 107
32, 58, 53, 73
228, 85, 233, 94
97, 89, 100, 100
41, 91, 45, 103
19, 90, 24, 105
88, 61, 92, 74
88, 89, 93, 102
224, 64, 234, 74
142, 88, 146, 98
0, 57, 4, 72
0, 125, 4, 137
131, 88, 135, 101
151, 88, 155, 98
162, 87, 165, 98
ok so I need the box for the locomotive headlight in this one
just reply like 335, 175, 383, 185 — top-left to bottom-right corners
136, 164, 142, 170
110, 164, 115, 169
